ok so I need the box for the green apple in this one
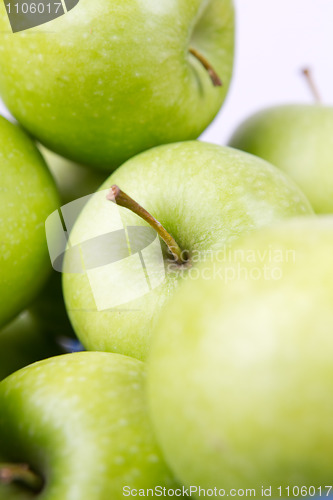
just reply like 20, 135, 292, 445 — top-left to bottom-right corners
62, 141, 313, 361
0, 352, 178, 499
228, 104, 333, 214
0, 311, 63, 382
147, 216, 333, 495
0, 0, 235, 170
0, 116, 60, 329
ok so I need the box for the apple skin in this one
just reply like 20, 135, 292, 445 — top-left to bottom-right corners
0, 0, 234, 170
0, 352, 178, 499
0, 311, 63, 382
0, 117, 60, 329
228, 105, 333, 214
63, 141, 313, 361
147, 216, 333, 494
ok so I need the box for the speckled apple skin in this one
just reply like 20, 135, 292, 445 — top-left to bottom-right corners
0, 0, 234, 170
0, 117, 60, 329
229, 105, 333, 214
0, 352, 177, 499
147, 217, 333, 494
63, 141, 313, 361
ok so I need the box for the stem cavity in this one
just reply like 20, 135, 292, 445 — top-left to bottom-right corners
189, 47, 222, 87
107, 185, 187, 266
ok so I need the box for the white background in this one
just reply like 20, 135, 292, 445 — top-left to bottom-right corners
201, 0, 333, 145
1, 0, 332, 148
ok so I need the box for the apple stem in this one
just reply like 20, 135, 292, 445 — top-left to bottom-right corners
302, 68, 321, 103
0, 463, 43, 493
189, 48, 222, 87
107, 185, 187, 265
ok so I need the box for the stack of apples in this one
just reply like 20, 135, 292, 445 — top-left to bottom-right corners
0, 1, 332, 499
